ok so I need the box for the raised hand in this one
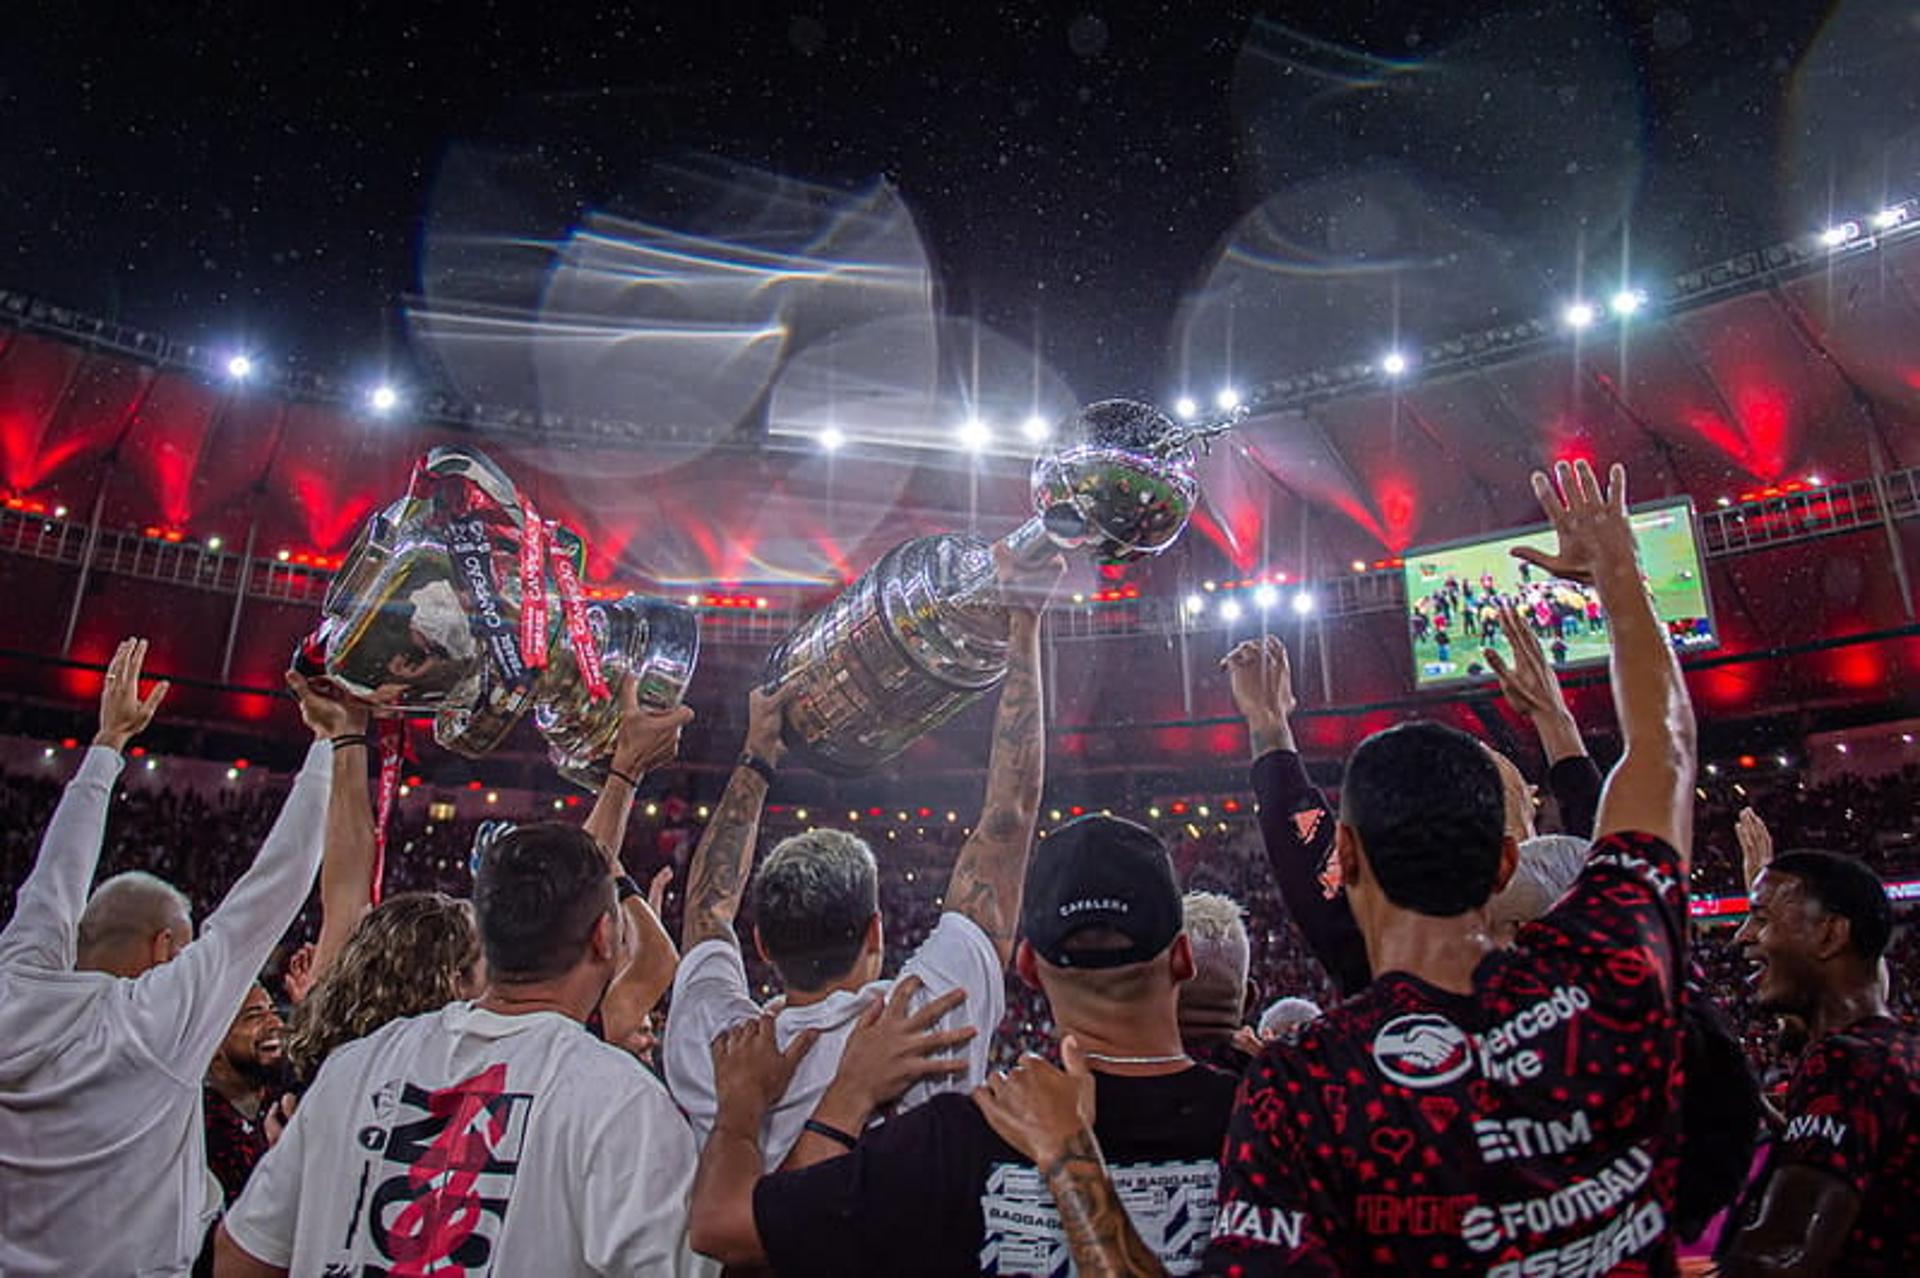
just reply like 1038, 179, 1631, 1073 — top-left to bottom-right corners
95, 637, 170, 751
973, 1035, 1098, 1167
711, 1016, 819, 1131
744, 680, 795, 768
829, 977, 976, 1114
1485, 604, 1570, 717
1511, 460, 1639, 588
1221, 634, 1296, 758
647, 865, 674, 918
611, 675, 695, 777
1737, 806, 1775, 892
993, 541, 1068, 616
286, 670, 368, 741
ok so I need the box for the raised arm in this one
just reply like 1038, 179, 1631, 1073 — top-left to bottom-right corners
584, 676, 694, 860
291, 675, 373, 984
1226, 635, 1371, 997
1485, 602, 1602, 837
0, 637, 167, 972
946, 546, 1062, 966
1513, 461, 1696, 859
133, 677, 340, 1073
681, 684, 789, 951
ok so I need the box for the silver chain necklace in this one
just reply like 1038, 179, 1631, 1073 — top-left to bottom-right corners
1083, 1051, 1192, 1066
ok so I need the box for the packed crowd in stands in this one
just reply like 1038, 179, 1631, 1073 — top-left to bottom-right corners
4, 463, 1920, 1276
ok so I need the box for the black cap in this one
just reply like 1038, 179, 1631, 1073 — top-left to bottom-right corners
1767, 849, 1895, 961
1020, 814, 1181, 968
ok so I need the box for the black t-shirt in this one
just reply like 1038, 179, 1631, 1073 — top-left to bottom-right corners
1205, 831, 1689, 1276
1756, 1015, 1920, 1276
753, 1064, 1239, 1276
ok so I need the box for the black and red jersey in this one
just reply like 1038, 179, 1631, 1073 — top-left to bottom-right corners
1205, 831, 1688, 1276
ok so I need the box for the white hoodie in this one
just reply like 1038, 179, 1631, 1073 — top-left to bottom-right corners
0, 742, 331, 1276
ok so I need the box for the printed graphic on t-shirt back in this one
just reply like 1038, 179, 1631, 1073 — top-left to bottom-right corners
980, 1159, 1220, 1275
340, 1063, 535, 1276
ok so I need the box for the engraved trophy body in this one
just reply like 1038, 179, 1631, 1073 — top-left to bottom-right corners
766, 399, 1218, 775
297, 446, 700, 790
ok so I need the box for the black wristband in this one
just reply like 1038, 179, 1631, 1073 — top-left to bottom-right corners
614, 873, 642, 903
330, 734, 372, 750
738, 752, 779, 787
802, 1118, 858, 1151
606, 765, 640, 790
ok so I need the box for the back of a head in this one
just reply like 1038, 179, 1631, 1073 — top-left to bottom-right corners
1021, 815, 1183, 1010
1767, 849, 1894, 963
751, 828, 878, 993
1179, 890, 1249, 1014
1342, 721, 1506, 916
287, 891, 478, 1083
1489, 835, 1591, 932
473, 823, 612, 984
76, 872, 190, 973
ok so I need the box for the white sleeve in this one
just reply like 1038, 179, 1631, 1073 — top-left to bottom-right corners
580, 1080, 703, 1276
219, 1084, 310, 1268
0, 746, 123, 972
129, 741, 332, 1078
895, 911, 1005, 1111
661, 940, 760, 1137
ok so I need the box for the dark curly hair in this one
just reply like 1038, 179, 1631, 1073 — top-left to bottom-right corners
286, 891, 479, 1084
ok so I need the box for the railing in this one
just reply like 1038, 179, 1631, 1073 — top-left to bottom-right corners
5, 468, 1917, 646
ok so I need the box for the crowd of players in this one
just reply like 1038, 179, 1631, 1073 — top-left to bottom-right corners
0, 460, 1913, 1275
1410, 559, 1607, 667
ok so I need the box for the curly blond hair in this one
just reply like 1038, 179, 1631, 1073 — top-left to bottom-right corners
287, 892, 479, 1084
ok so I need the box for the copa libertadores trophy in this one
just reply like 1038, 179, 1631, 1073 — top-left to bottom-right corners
766, 398, 1231, 775
293, 445, 699, 790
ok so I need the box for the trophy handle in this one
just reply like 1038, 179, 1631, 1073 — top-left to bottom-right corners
1001, 508, 1087, 565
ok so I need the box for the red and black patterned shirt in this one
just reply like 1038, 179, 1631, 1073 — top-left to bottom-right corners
1204, 830, 1689, 1276
1761, 1015, 1920, 1276
202, 1082, 271, 1206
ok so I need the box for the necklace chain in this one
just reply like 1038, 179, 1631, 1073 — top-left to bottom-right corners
1082, 1051, 1191, 1066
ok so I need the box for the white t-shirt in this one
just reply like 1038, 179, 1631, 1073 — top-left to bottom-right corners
663, 911, 1004, 1167
223, 1003, 705, 1276
0, 743, 330, 1277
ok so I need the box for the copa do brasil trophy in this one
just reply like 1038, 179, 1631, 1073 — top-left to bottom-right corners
293, 445, 699, 790
766, 398, 1234, 775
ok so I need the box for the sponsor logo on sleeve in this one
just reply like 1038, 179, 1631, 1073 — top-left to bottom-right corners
1371, 1014, 1473, 1089
1210, 1201, 1307, 1250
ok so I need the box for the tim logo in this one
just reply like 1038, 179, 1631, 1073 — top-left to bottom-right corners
1372, 1014, 1472, 1089
357, 1063, 534, 1276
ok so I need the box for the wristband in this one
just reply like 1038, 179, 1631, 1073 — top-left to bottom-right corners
330, 733, 372, 750
738, 752, 779, 787
606, 765, 640, 791
802, 1118, 858, 1151
614, 873, 642, 903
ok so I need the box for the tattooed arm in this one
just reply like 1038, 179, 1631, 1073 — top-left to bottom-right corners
974, 1037, 1167, 1278
945, 546, 1062, 966
681, 683, 791, 951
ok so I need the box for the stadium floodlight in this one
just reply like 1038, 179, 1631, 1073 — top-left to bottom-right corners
1219, 599, 1243, 622
1610, 288, 1646, 317
1380, 350, 1410, 377
818, 426, 845, 452
1819, 221, 1859, 249
958, 418, 992, 451
1253, 584, 1279, 609
225, 353, 254, 380
1183, 593, 1205, 616
1174, 396, 1199, 420
368, 384, 399, 414
1291, 590, 1316, 615
1215, 387, 1242, 412
1022, 414, 1052, 443
1562, 301, 1597, 330
1872, 206, 1909, 231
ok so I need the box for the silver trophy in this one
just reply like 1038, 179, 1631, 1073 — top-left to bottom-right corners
297, 446, 700, 791
766, 399, 1228, 775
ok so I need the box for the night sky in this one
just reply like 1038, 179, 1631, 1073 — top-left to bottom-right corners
3, 1, 1900, 402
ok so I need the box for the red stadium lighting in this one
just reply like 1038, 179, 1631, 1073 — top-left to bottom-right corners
1738, 755, 1757, 770
60, 737, 77, 749
467, 780, 484, 792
